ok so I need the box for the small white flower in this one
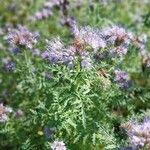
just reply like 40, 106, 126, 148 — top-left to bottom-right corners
0, 114, 8, 123
51, 141, 66, 150
0, 103, 13, 123
5, 107, 13, 113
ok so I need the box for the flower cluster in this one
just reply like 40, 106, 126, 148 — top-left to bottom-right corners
31, 9, 52, 21
30, 0, 53, 21
41, 24, 150, 72
29, 0, 82, 34
114, 70, 131, 88
73, 26, 106, 50
132, 34, 150, 70
41, 37, 93, 69
0, 103, 13, 123
103, 25, 133, 56
51, 141, 66, 150
6, 25, 39, 49
42, 37, 75, 66
30, 0, 69, 21
124, 118, 150, 148
72, 25, 141, 57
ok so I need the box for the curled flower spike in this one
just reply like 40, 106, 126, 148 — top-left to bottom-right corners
42, 37, 65, 64
51, 141, 66, 150
7, 25, 39, 49
41, 38, 75, 65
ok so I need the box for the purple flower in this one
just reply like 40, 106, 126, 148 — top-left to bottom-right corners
7, 25, 39, 49
42, 38, 75, 66
0, 113, 8, 123
114, 70, 130, 88
0, 103, 13, 123
34, 12, 43, 20
103, 26, 134, 56
41, 51, 51, 60
31, 9, 52, 21
126, 118, 150, 148
139, 44, 147, 57
80, 52, 92, 69
29, 0, 68, 22
62, 16, 76, 28
73, 26, 106, 50
15, 109, 24, 118
9, 47, 21, 54
2, 58, 16, 72
42, 36, 94, 69
44, 126, 56, 139
104, 26, 127, 43
111, 45, 128, 57
119, 146, 137, 150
